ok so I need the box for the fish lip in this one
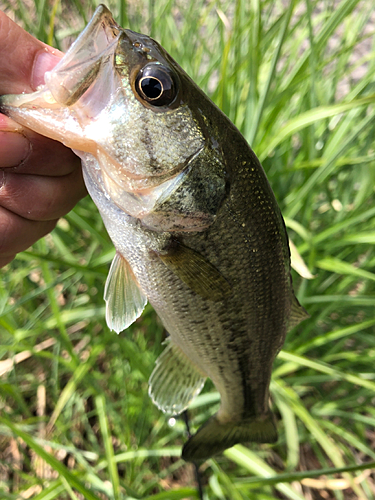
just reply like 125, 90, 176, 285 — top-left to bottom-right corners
80, 4, 122, 43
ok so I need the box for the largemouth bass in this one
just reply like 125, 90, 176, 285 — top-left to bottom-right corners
0, 5, 308, 461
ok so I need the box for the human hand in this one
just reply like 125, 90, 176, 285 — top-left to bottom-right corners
0, 11, 87, 268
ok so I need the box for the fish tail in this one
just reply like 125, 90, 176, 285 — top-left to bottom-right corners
182, 412, 277, 462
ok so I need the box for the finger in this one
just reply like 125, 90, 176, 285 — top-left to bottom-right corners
0, 128, 82, 176
0, 206, 57, 264
17, 129, 82, 176
0, 254, 16, 268
0, 166, 87, 221
0, 11, 62, 94
0, 129, 30, 169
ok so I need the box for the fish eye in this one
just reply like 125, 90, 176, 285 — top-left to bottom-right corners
135, 64, 177, 107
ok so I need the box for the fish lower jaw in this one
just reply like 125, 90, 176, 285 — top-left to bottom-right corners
0, 101, 97, 153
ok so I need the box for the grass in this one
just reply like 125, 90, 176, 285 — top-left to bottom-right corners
1, 0, 375, 498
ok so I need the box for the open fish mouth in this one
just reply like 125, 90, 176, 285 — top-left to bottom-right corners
0, 5, 124, 121
41, 5, 122, 107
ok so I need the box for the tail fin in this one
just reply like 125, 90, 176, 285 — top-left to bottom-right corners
182, 413, 277, 462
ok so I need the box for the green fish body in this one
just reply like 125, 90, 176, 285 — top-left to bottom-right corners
0, 5, 308, 461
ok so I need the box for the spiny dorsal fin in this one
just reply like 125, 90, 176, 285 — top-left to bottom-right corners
288, 295, 309, 331
104, 252, 147, 333
158, 242, 232, 301
149, 339, 207, 416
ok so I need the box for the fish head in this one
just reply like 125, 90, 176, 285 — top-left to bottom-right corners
0, 5, 227, 231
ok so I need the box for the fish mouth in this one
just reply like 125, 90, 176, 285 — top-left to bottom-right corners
0, 5, 127, 149
0, 5, 149, 159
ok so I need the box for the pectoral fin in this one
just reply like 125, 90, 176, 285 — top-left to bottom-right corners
158, 243, 232, 301
149, 339, 207, 415
104, 252, 147, 333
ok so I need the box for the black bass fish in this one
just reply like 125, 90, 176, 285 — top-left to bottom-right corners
0, 5, 308, 461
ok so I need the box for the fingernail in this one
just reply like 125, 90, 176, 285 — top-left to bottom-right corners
0, 132, 31, 168
32, 49, 63, 89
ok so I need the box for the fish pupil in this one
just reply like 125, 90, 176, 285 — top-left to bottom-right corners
140, 77, 162, 99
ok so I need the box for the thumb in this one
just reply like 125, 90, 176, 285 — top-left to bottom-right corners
32, 49, 63, 89
0, 11, 63, 94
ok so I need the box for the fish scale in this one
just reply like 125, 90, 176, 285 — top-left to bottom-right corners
0, 4, 308, 461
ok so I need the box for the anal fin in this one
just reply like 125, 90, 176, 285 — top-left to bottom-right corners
104, 252, 147, 333
149, 340, 206, 415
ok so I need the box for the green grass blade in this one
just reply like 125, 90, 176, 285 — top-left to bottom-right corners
234, 460, 375, 487
225, 445, 306, 500
0, 416, 103, 500
95, 395, 121, 500
277, 351, 375, 392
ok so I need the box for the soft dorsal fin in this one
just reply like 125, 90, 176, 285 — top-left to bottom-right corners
288, 294, 309, 331
158, 242, 232, 302
149, 339, 207, 416
104, 252, 147, 333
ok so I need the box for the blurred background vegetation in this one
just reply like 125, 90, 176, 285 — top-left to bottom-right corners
1, 0, 375, 498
